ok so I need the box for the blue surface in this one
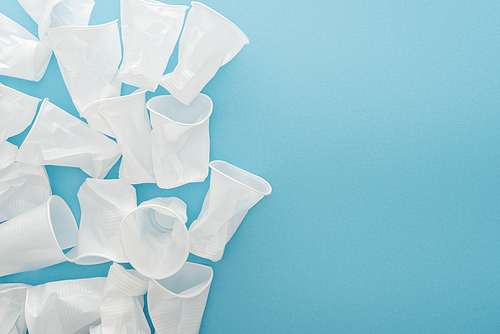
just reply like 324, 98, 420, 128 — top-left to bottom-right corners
1, 0, 500, 333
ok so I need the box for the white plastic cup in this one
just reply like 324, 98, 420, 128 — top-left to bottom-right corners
0, 162, 51, 223
148, 262, 213, 334
0, 83, 41, 142
148, 94, 213, 189
65, 179, 137, 265
0, 12, 52, 82
25, 277, 106, 334
16, 98, 121, 179
0, 195, 78, 277
82, 90, 155, 184
89, 263, 149, 334
158, 1, 249, 105
120, 197, 190, 279
47, 20, 122, 114
118, 0, 188, 91
0, 284, 29, 334
189, 160, 272, 262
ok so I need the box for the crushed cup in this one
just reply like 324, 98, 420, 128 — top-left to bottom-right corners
65, 179, 137, 265
0, 12, 52, 82
148, 262, 213, 334
118, 0, 188, 91
120, 197, 190, 279
47, 20, 122, 114
148, 93, 212, 189
0, 162, 51, 222
189, 160, 272, 261
16, 98, 121, 179
158, 1, 249, 105
0, 283, 29, 334
25, 277, 106, 334
89, 263, 150, 334
0, 195, 78, 277
82, 90, 155, 184
0, 83, 41, 142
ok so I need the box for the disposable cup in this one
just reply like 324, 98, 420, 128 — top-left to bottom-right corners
148, 262, 213, 334
0, 195, 78, 277
189, 160, 272, 261
120, 197, 190, 279
147, 93, 212, 189
158, 1, 249, 105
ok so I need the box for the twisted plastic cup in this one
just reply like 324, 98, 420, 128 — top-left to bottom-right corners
0, 283, 29, 334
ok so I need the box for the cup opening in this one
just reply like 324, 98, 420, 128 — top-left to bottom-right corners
210, 161, 272, 195
47, 196, 78, 252
147, 94, 212, 125
155, 262, 213, 296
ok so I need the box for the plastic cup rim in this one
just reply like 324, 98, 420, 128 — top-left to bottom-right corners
147, 93, 213, 127
120, 202, 190, 280
45, 195, 79, 261
0, 83, 41, 103
46, 19, 118, 33
209, 160, 272, 196
135, 0, 189, 10
17, 98, 50, 158
149, 262, 214, 299
191, 1, 249, 45
82, 89, 147, 116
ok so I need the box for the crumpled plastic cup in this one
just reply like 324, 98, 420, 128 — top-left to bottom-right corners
47, 20, 122, 114
65, 179, 137, 265
0, 83, 41, 142
158, 1, 249, 105
82, 90, 155, 184
120, 197, 190, 279
148, 262, 213, 334
0, 141, 18, 170
0, 12, 52, 82
189, 160, 272, 262
25, 277, 106, 334
89, 263, 150, 334
118, 0, 188, 91
148, 94, 212, 189
0, 283, 29, 334
16, 98, 121, 179
0, 162, 51, 223
0, 195, 78, 277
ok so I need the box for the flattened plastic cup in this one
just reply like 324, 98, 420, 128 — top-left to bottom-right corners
0, 162, 51, 222
148, 262, 213, 334
0, 12, 52, 82
65, 179, 137, 265
0, 83, 41, 142
0, 283, 29, 334
16, 98, 121, 179
25, 277, 106, 334
118, 0, 188, 91
0, 195, 78, 277
82, 90, 155, 184
120, 197, 190, 279
158, 1, 249, 105
0, 141, 18, 170
47, 20, 122, 114
148, 94, 212, 189
189, 160, 272, 262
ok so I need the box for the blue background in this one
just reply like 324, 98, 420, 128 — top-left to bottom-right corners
1, 0, 500, 333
